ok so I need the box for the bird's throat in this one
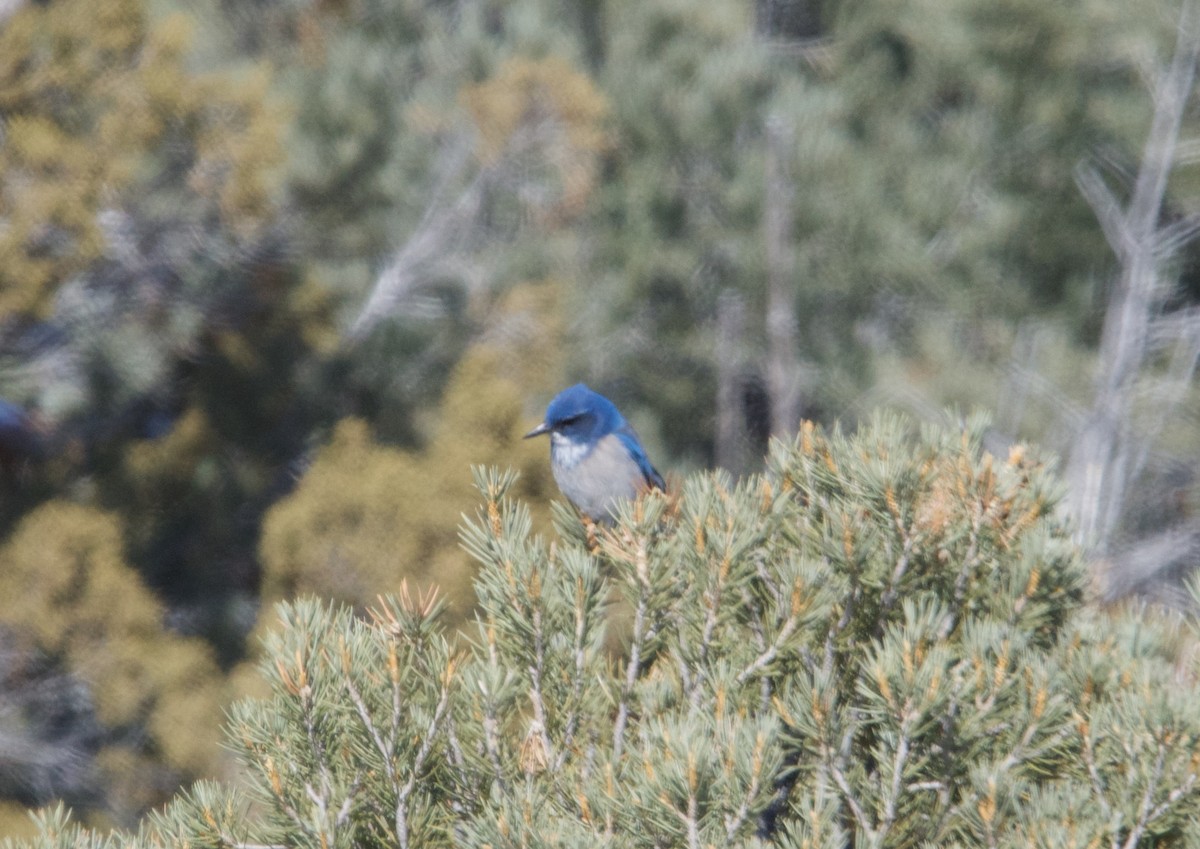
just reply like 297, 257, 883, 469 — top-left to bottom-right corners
550, 432, 592, 468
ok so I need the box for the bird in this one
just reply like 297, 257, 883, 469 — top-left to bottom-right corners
0, 399, 44, 467
524, 384, 664, 522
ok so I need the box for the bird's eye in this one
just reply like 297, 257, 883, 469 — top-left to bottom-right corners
558, 414, 583, 427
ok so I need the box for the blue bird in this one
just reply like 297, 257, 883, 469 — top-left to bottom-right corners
525, 384, 664, 522
0, 399, 43, 463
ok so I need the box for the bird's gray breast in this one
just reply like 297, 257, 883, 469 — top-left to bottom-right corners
550, 433, 642, 520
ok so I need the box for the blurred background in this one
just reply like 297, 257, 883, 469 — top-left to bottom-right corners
1, 0, 1199, 833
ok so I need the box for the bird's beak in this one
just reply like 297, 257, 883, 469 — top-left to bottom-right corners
524, 422, 551, 439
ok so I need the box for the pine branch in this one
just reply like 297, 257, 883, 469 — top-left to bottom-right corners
723, 730, 769, 841
612, 535, 652, 764
526, 601, 555, 772
735, 611, 802, 688
395, 660, 454, 849
878, 714, 914, 846
15, 416, 1200, 848
553, 560, 595, 772
827, 743, 873, 837
1121, 740, 1169, 849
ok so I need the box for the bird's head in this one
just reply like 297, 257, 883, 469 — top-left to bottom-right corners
524, 383, 623, 446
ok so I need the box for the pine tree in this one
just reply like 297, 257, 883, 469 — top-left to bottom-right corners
257, 280, 566, 628
7, 413, 1199, 848
0, 0, 284, 320
0, 503, 228, 827
539, 0, 1186, 469
0, 0, 333, 647
0, 0, 325, 820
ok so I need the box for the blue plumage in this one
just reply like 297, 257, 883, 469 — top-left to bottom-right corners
525, 384, 664, 521
0, 398, 42, 464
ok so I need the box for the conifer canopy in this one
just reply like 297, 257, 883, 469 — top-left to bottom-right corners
8, 414, 1199, 849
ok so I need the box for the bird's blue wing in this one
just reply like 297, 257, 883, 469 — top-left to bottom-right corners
615, 425, 665, 491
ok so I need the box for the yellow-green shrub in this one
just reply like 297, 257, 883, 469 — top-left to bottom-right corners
0, 503, 228, 822
259, 281, 564, 625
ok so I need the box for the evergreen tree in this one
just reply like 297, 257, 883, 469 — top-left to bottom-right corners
3, 0, 1200, 834
0, 0, 329, 820
0, 503, 228, 829
257, 281, 566, 628
0, 0, 284, 321
580, 0, 1172, 452
7, 414, 1199, 848
0, 0, 332, 643
585, 0, 775, 462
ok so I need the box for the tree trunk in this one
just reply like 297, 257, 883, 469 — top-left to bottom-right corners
716, 290, 747, 472
764, 119, 802, 439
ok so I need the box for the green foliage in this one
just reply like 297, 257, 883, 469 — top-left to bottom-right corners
3, 0, 1200, 837
0, 502, 228, 824
0, 0, 149, 316
10, 414, 1200, 847
102, 265, 337, 626
584, 0, 773, 455
0, 0, 320, 643
0, 0, 282, 318
576, 0, 1175, 440
245, 0, 607, 303
462, 54, 613, 222
258, 281, 565, 625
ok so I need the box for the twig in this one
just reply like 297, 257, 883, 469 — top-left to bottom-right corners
878, 715, 913, 844
735, 612, 801, 687
827, 746, 873, 837
723, 731, 769, 841
613, 537, 651, 763
395, 664, 454, 849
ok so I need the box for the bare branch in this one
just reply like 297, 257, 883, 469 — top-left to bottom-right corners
1074, 165, 1130, 258
1126, 327, 1200, 487
1153, 212, 1200, 258
346, 153, 488, 341
1148, 306, 1200, 347
1127, 0, 1200, 243
1173, 136, 1200, 164
1067, 0, 1200, 554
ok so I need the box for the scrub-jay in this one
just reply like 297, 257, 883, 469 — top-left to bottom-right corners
524, 383, 664, 522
